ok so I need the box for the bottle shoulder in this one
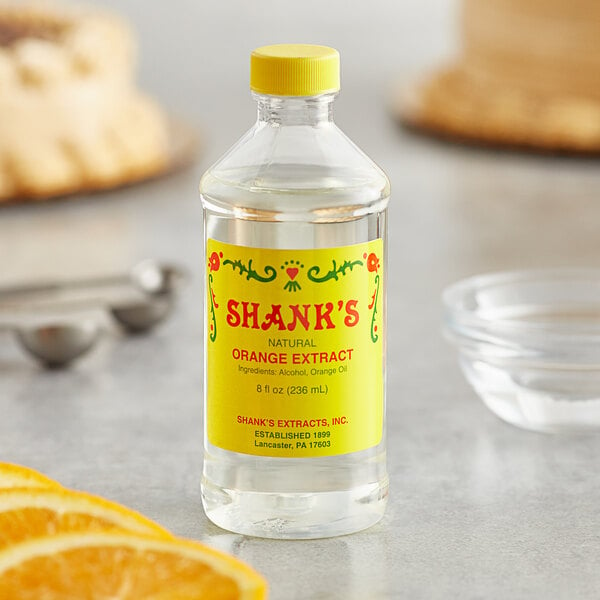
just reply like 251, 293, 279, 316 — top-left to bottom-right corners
199, 121, 389, 217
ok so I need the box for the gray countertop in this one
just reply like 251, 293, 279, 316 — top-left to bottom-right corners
2, 1, 600, 598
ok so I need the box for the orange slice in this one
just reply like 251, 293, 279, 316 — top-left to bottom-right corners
0, 531, 268, 599
0, 463, 61, 490
0, 488, 172, 550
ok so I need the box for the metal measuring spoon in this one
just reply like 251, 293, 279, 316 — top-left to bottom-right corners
0, 260, 185, 308
110, 296, 174, 333
0, 260, 187, 367
109, 261, 184, 332
127, 261, 186, 296
14, 320, 100, 369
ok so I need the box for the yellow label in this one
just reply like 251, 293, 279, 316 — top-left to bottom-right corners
206, 239, 384, 458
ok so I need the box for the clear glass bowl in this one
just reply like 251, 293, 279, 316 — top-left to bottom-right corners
443, 269, 600, 433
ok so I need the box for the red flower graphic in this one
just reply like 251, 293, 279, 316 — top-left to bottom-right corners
208, 251, 222, 272
365, 252, 380, 273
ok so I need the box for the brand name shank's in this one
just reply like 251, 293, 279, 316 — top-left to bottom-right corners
226, 299, 359, 331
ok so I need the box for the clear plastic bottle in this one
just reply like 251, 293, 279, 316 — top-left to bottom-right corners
200, 45, 389, 539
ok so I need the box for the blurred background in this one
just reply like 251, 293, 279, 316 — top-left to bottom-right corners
1, 0, 599, 456
0, 0, 459, 276
116, 0, 457, 149
2, 0, 600, 460
2, 0, 598, 285
3, 2, 600, 597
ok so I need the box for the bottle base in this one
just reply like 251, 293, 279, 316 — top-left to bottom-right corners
201, 478, 389, 539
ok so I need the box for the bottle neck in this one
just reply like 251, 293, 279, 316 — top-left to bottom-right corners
255, 93, 336, 126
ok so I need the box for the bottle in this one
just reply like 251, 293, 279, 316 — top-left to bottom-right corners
200, 44, 389, 539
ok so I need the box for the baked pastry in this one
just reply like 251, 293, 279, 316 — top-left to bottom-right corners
396, 0, 600, 153
0, 2, 170, 201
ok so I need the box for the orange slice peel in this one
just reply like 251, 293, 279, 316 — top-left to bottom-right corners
0, 531, 267, 599
0, 487, 172, 549
0, 462, 62, 490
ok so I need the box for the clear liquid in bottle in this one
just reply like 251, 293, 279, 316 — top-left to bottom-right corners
200, 45, 389, 539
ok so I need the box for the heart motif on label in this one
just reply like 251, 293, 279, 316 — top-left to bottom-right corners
286, 267, 299, 280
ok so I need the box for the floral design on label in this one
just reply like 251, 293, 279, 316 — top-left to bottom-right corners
223, 258, 277, 283
364, 251, 381, 343
207, 250, 222, 342
281, 260, 303, 292
306, 258, 364, 283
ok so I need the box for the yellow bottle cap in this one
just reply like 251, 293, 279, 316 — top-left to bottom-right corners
250, 44, 340, 97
